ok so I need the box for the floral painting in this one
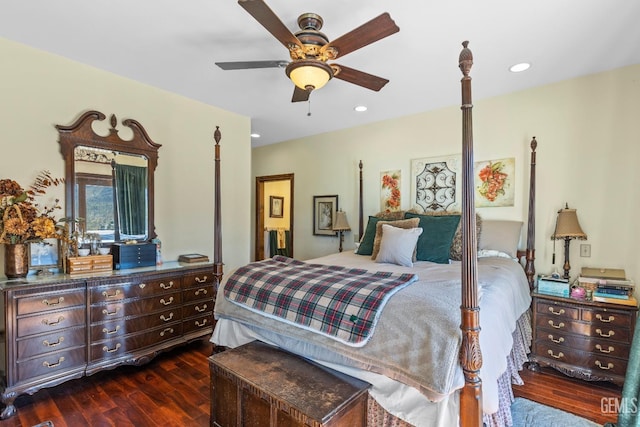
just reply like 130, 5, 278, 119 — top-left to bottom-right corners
474, 157, 515, 207
380, 170, 401, 212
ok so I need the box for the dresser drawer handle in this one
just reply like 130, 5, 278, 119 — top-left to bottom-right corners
43, 337, 65, 347
195, 304, 208, 313
102, 325, 121, 335
596, 344, 615, 354
548, 307, 565, 315
42, 316, 64, 326
595, 360, 614, 370
547, 350, 564, 359
160, 281, 174, 290
160, 313, 174, 322
596, 328, 615, 338
547, 334, 564, 344
102, 290, 121, 299
548, 320, 565, 329
43, 357, 65, 368
102, 308, 120, 316
195, 276, 208, 283
596, 314, 615, 323
195, 288, 208, 296
42, 297, 64, 306
195, 319, 208, 327
103, 343, 121, 353
139, 283, 146, 289
160, 297, 174, 306
160, 327, 174, 337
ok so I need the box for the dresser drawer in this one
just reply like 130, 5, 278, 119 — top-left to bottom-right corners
537, 332, 631, 358
17, 326, 86, 360
90, 277, 181, 304
536, 314, 631, 342
16, 347, 86, 383
183, 284, 214, 303
90, 307, 182, 341
533, 341, 629, 377
17, 307, 86, 338
17, 289, 85, 316
183, 270, 215, 287
536, 300, 580, 320
90, 291, 182, 322
183, 300, 213, 318
582, 308, 633, 329
183, 313, 214, 335
89, 324, 183, 362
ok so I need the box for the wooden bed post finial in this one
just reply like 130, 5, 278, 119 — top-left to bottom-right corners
213, 126, 223, 289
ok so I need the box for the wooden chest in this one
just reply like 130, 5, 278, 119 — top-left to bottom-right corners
111, 242, 156, 269
209, 341, 370, 427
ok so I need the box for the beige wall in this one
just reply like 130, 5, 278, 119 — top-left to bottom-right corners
264, 180, 291, 230
253, 64, 640, 287
0, 37, 252, 274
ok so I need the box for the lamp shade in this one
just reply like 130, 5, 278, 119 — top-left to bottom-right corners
286, 60, 333, 91
552, 206, 587, 240
332, 210, 351, 231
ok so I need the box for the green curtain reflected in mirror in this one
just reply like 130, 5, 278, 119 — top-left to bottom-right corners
114, 164, 147, 238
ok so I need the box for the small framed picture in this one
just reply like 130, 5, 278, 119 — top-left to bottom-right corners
313, 195, 338, 236
270, 196, 284, 218
29, 238, 60, 271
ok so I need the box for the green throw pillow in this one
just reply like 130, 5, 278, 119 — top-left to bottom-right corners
404, 212, 461, 263
356, 216, 380, 255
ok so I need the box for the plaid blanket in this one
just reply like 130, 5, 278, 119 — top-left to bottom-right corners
223, 255, 418, 347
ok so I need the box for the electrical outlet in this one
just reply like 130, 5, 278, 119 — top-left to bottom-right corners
580, 244, 591, 257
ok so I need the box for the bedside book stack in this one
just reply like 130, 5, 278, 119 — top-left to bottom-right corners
578, 271, 637, 307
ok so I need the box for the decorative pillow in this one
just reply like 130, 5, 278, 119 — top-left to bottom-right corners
404, 212, 461, 263
372, 210, 406, 221
449, 213, 482, 261
356, 216, 381, 255
478, 220, 523, 258
375, 224, 423, 267
371, 217, 420, 260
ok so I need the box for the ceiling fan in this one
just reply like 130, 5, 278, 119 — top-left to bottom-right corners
215, 0, 400, 103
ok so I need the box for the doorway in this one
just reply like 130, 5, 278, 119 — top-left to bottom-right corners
255, 174, 294, 261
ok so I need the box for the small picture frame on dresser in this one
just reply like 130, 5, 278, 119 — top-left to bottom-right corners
29, 238, 59, 274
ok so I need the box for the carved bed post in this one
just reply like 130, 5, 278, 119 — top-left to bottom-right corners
213, 126, 223, 288
525, 137, 537, 289
358, 160, 364, 241
458, 41, 483, 427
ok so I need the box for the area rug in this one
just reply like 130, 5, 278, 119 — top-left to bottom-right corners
511, 397, 601, 427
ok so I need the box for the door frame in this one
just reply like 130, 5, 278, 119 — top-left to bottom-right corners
255, 173, 294, 260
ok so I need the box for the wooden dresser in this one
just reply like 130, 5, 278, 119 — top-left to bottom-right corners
529, 291, 638, 385
0, 262, 216, 419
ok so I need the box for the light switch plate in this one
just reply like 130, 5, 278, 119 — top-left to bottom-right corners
580, 244, 591, 257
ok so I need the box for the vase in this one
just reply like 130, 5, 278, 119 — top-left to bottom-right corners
4, 243, 29, 279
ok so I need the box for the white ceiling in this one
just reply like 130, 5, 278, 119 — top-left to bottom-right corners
2, 1, 639, 147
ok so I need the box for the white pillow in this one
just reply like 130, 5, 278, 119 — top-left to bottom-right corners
478, 220, 523, 258
375, 224, 423, 267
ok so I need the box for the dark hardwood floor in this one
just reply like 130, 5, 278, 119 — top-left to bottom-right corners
0, 341, 622, 426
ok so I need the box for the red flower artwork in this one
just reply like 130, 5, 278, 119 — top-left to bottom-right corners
381, 172, 401, 211
477, 161, 508, 202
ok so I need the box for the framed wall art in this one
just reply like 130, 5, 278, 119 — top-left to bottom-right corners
29, 238, 60, 273
313, 195, 338, 236
269, 195, 284, 218
410, 154, 462, 212
474, 157, 515, 207
380, 170, 401, 212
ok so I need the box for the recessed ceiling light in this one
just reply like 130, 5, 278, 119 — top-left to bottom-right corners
250, 133, 260, 138
354, 105, 367, 112
509, 62, 531, 73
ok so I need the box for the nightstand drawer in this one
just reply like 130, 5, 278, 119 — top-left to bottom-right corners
582, 309, 633, 329
536, 301, 579, 320
536, 332, 630, 358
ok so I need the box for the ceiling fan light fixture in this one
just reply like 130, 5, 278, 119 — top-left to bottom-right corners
286, 60, 333, 92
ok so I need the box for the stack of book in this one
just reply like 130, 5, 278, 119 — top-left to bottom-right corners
537, 274, 570, 297
578, 268, 637, 307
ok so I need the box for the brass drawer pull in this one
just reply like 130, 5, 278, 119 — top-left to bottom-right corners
596, 328, 615, 338
160, 312, 174, 322
160, 297, 174, 306
103, 343, 121, 353
160, 281, 174, 290
547, 350, 564, 359
596, 360, 614, 370
195, 288, 208, 296
195, 304, 208, 313
547, 334, 565, 344
596, 314, 615, 323
160, 327, 174, 337
548, 320, 565, 329
102, 325, 121, 335
102, 290, 121, 299
195, 276, 208, 283
596, 344, 615, 354
43, 357, 65, 368
42, 316, 64, 326
195, 319, 208, 327
139, 283, 146, 289
42, 297, 64, 306
548, 307, 565, 316
43, 337, 65, 347
102, 308, 120, 316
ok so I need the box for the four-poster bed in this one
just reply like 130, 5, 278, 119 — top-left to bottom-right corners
210, 42, 537, 427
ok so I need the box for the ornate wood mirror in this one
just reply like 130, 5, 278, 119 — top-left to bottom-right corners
56, 110, 161, 243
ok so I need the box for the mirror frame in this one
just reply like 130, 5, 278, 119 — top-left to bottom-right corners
56, 110, 161, 242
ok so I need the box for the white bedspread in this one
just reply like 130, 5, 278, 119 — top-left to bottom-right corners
212, 252, 531, 426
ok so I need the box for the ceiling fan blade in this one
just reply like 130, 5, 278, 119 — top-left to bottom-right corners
322, 13, 399, 59
291, 85, 310, 103
333, 64, 389, 91
215, 60, 288, 70
238, 0, 303, 50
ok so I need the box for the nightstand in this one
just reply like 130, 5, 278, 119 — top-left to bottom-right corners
529, 291, 638, 386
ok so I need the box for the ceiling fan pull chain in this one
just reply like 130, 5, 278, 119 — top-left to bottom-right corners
307, 99, 312, 116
